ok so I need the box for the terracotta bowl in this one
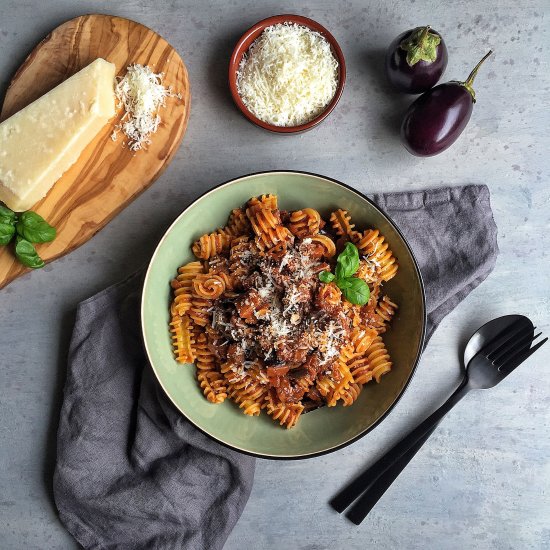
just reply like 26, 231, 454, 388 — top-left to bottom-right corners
228, 14, 346, 133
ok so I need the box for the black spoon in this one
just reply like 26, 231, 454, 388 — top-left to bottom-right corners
331, 315, 547, 524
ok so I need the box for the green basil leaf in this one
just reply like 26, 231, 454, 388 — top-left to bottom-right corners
319, 271, 335, 283
15, 236, 45, 269
337, 254, 354, 277
16, 211, 56, 243
336, 277, 353, 289
0, 222, 16, 245
341, 277, 370, 306
0, 205, 16, 224
336, 241, 360, 279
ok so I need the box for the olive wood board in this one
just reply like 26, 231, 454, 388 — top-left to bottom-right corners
0, 13, 190, 289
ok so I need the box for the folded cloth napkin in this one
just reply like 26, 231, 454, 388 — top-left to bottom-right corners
54, 184, 498, 550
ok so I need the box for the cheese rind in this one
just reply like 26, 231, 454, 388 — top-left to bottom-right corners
0, 58, 116, 211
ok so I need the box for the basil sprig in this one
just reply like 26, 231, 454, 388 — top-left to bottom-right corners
319, 242, 370, 305
0, 204, 56, 269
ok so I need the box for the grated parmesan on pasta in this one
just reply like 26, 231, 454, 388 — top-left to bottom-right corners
236, 23, 339, 127
112, 64, 181, 151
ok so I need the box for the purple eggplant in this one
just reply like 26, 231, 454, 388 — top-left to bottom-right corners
401, 51, 493, 157
385, 26, 448, 94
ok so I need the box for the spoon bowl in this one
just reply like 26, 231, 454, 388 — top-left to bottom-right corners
465, 315, 539, 389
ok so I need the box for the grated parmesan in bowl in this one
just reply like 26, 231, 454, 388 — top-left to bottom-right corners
233, 20, 343, 129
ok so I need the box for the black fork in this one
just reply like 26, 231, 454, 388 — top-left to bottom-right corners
331, 316, 547, 525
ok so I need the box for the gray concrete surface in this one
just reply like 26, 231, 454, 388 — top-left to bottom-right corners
0, 0, 549, 548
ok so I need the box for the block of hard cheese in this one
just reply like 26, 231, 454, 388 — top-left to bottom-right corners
0, 58, 116, 212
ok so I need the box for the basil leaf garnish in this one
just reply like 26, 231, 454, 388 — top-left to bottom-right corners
336, 277, 353, 289
15, 236, 45, 269
318, 241, 370, 305
341, 277, 370, 306
319, 271, 335, 283
0, 222, 16, 245
0, 204, 17, 225
0, 204, 17, 245
16, 211, 56, 243
335, 241, 359, 279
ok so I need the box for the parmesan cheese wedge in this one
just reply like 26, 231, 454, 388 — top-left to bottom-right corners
0, 58, 116, 211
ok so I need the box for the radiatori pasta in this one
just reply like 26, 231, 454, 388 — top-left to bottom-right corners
168, 195, 399, 428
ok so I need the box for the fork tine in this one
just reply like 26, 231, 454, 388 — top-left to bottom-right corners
485, 323, 534, 362
494, 332, 542, 369
478, 318, 530, 359
494, 332, 541, 369
490, 329, 538, 364
499, 336, 548, 374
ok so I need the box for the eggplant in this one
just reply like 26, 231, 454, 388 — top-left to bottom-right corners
401, 51, 493, 157
385, 26, 448, 94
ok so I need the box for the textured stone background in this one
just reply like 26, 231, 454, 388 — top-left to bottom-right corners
0, 0, 548, 548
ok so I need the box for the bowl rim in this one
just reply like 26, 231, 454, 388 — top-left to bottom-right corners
228, 14, 347, 133
141, 170, 427, 460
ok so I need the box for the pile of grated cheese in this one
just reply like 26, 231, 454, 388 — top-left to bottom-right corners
236, 23, 339, 127
112, 64, 181, 151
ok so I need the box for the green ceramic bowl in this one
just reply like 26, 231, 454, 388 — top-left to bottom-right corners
142, 171, 426, 459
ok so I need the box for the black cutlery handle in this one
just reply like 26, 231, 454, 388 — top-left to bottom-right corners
331, 378, 470, 516
346, 422, 438, 524
330, 423, 438, 513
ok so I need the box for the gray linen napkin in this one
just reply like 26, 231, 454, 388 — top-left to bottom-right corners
53, 184, 498, 550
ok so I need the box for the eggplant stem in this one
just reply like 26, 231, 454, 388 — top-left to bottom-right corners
400, 25, 440, 67
465, 50, 493, 87
420, 25, 431, 44
462, 50, 493, 103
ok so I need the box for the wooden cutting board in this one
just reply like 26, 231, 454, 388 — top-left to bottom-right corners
0, 14, 190, 289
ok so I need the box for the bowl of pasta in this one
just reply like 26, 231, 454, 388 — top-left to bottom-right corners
142, 171, 426, 458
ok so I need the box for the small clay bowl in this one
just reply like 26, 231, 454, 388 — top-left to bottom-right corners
228, 14, 346, 133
